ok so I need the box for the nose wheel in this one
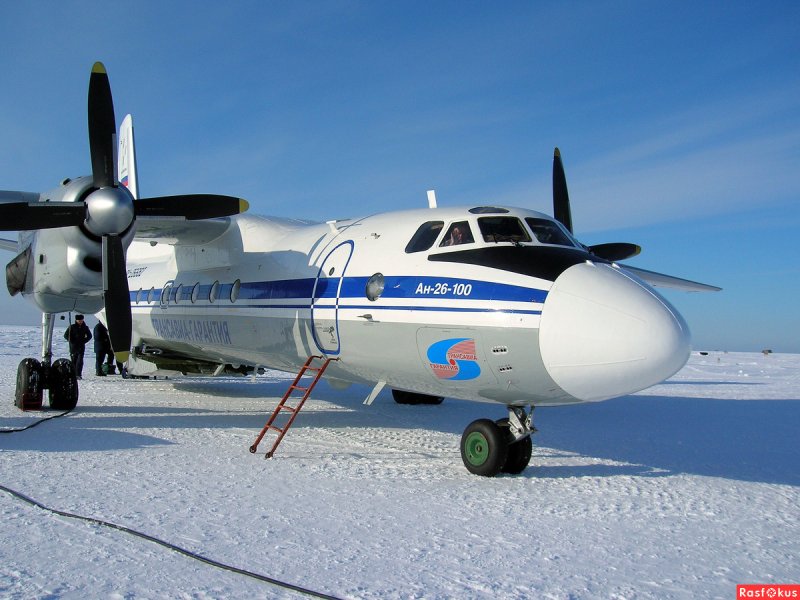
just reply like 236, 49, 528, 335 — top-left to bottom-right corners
460, 406, 536, 476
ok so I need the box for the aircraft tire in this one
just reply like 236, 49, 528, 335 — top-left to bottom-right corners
15, 358, 43, 410
49, 358, 79, 411
391, 389, 444, 405
495, 418, 533, 474
460, 419, 508, 477
503, 437, 532, 474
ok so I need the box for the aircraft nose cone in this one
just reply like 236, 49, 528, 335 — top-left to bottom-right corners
539, 262, 691, 402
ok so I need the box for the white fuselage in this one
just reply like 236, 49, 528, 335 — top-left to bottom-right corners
122, 206, 691, 407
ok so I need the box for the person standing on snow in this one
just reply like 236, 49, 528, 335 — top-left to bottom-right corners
93, 321, 114, 376
64, 314, 92, 379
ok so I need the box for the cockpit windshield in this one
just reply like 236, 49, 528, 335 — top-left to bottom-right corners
525, 218, 578, 247
405, 221, 444, 253
439, 221, 475, 247
478, 217, 531, 244
406, 213, 580, 255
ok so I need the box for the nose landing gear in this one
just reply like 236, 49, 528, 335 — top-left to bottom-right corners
460, 406, 536, 476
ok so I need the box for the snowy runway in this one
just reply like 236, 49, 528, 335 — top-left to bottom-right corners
1, 326, 797, 598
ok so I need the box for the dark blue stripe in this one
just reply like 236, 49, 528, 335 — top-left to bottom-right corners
131, 303, 543, 316
341, 276, 547, 303
130, 276, 547, 305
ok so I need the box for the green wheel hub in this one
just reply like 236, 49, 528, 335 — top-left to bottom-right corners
460, 418, 508, 476
464, 431, 489, 466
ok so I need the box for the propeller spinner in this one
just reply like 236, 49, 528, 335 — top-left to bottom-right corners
0, 62, 248, 362
551, 147, 640, 262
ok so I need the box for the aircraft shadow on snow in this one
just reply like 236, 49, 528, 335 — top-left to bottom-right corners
535, 394, 800, 486
2, 378, 797, 486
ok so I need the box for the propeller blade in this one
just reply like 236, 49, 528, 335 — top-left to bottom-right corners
552, 147, 573, 234
0, 196, 86, 230
134, 195, 249, 220
102, 234, 132, 363
588, 242, 642, 262
550, 148, 642, 261
88, 62, 117, 189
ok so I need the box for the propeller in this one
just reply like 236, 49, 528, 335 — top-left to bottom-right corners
552, 148, 573, 235
103, 235, 132, 361
0, 62, 248, 363
552, 147, 640, 261
0, 194, 87, 229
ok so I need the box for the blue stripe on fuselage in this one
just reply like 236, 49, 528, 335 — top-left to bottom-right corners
130, 276, 547, 306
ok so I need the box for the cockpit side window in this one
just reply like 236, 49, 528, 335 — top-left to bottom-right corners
439, 221, 475, 247
478, 217, 531, 244
525, 218, 577, 247
405, 221, 444, 253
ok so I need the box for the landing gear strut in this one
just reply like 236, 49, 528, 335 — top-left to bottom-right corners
14, 313, 79, 411
460, 406, 536, 477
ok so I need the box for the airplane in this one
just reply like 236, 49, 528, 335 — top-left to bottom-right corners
0, 62, 719, 477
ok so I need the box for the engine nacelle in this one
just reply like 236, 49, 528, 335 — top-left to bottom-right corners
14, 176, 135, 314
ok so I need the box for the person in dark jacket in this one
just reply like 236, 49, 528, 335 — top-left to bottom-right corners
93, 321, 114, 376
64, 314, 92, 379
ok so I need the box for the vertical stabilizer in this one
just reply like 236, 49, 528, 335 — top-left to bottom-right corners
118, 114, 139, 199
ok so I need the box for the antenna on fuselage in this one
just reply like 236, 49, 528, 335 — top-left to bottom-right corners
427, 189, 437, 209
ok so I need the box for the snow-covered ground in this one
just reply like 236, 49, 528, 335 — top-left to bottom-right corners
1, 325, 797, 598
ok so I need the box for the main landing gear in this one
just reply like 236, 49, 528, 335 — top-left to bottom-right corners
460, 406, 536, 477
14, 313, 78, 412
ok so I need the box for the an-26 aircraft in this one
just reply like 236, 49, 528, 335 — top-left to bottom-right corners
1, 63, 719, 476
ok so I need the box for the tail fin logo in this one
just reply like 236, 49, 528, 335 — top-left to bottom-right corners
427, 338, 481, 381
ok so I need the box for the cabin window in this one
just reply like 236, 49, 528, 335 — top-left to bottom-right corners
230, 279, 241, 303
405, 221, 444, 253
478, 217, 531, 244
174, 284, 183, 304
365, 272, 385, 301
191, 283, 200, 304
439, 221, 475, 247
209, 280, 220, 303
135, 288, 143, 304
525, 218, 577, 247
160, 283, 172, 307
146, 287, 155, 304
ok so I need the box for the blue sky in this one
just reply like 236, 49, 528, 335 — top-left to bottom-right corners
0, 1, 798, 351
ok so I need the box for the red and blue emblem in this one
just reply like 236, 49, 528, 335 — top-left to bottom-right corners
427, 338, 481, 381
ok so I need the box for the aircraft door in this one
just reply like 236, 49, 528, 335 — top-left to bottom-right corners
310, 241, 354, 356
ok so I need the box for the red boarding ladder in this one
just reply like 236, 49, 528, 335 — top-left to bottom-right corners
249, 355, 337, 458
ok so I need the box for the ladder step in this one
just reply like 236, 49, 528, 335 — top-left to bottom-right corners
278, 405, 298, 413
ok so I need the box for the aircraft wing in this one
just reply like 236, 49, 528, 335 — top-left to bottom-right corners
0, 238, 17, 252
134, 216, 233, 245
619, 264, 721, 292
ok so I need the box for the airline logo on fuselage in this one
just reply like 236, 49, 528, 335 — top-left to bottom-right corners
427, 338, 481, 381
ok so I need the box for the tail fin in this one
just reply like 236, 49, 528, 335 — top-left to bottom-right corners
118, 114, 139, 200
